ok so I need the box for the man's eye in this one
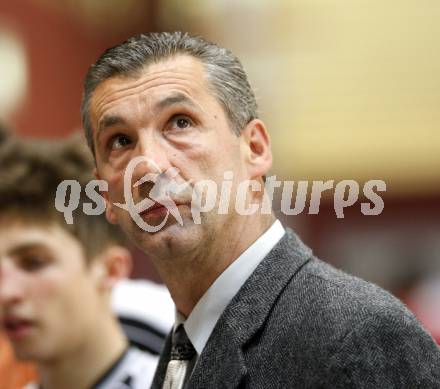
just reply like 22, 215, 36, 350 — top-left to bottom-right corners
169, 115, 193, 131
19, 255, 48, 272
109, 134, 132, 150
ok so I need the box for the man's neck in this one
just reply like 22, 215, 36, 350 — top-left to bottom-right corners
160, 213, 276, 317
38, 315, 127, 389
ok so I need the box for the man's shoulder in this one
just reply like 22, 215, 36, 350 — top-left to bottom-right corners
250, 228, 416, 337
249, 250, 440, 386
280, 255, 417, 331
266, 230, 405, 321
273, 253, 440, 360
300, 255, 400, 308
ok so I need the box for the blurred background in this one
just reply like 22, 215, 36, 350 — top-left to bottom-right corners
0, 0, 439, 342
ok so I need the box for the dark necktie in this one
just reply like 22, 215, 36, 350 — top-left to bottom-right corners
162, 324, 197, 389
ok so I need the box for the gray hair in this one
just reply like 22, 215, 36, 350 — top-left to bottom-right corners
81, 31, 258, 153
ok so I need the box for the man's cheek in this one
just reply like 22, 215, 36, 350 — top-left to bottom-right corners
32, 279, 59, 318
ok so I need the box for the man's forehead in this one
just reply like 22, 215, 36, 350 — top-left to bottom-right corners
0, 221, 68, 252
91, 55, 209, 108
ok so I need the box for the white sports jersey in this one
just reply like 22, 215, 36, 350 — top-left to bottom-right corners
24, 347, 158, 389
94, 347, 158, 389
111, 279, 174, 334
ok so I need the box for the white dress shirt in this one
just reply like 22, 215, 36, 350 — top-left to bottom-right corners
175, 220, 285, 355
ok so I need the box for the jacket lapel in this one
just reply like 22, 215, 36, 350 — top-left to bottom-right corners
187, 229, 312, 388
189, 329, 247, 388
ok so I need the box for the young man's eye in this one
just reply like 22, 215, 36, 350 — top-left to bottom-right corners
109, 134, 132, 150
19, 255, 49, 272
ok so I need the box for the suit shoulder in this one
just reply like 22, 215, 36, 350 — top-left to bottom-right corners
304, 259, 440, 386
297, 256, 410, 317
272, 255, 434, 347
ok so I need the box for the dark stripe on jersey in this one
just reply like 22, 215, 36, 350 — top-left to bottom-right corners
118, 316, 167, 355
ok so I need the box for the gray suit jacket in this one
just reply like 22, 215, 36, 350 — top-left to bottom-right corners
152, 229, 440, 388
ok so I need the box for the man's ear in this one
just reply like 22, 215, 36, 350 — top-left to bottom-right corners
240, 119, 273, 179
94, 167, 118, 225
92, 246, 133, 292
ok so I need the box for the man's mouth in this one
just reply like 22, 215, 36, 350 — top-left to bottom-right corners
139, 199, 184, 219
3, 317, 35, 340
139, 201, 168, 218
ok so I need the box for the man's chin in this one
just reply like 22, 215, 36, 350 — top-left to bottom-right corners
132, 218, 204, 258
12, 345, 42, 362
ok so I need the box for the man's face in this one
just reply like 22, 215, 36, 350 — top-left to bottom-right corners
0, 221, 104, 362
91, 55, 251, 259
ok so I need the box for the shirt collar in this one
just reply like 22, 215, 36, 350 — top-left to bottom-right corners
175, 220, 285, 355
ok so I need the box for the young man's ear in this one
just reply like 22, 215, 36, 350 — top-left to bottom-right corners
240, 119, 273, 180
92, 246, 133, 292
94, 168, 118, 225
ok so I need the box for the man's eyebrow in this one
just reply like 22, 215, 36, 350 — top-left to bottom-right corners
154, 93, 200, 113
97, 115, 127, 138
8, 242, 48, 257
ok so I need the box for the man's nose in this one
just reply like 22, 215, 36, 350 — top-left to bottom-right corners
132, 132, 172, 183
0, 263, 24, 306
